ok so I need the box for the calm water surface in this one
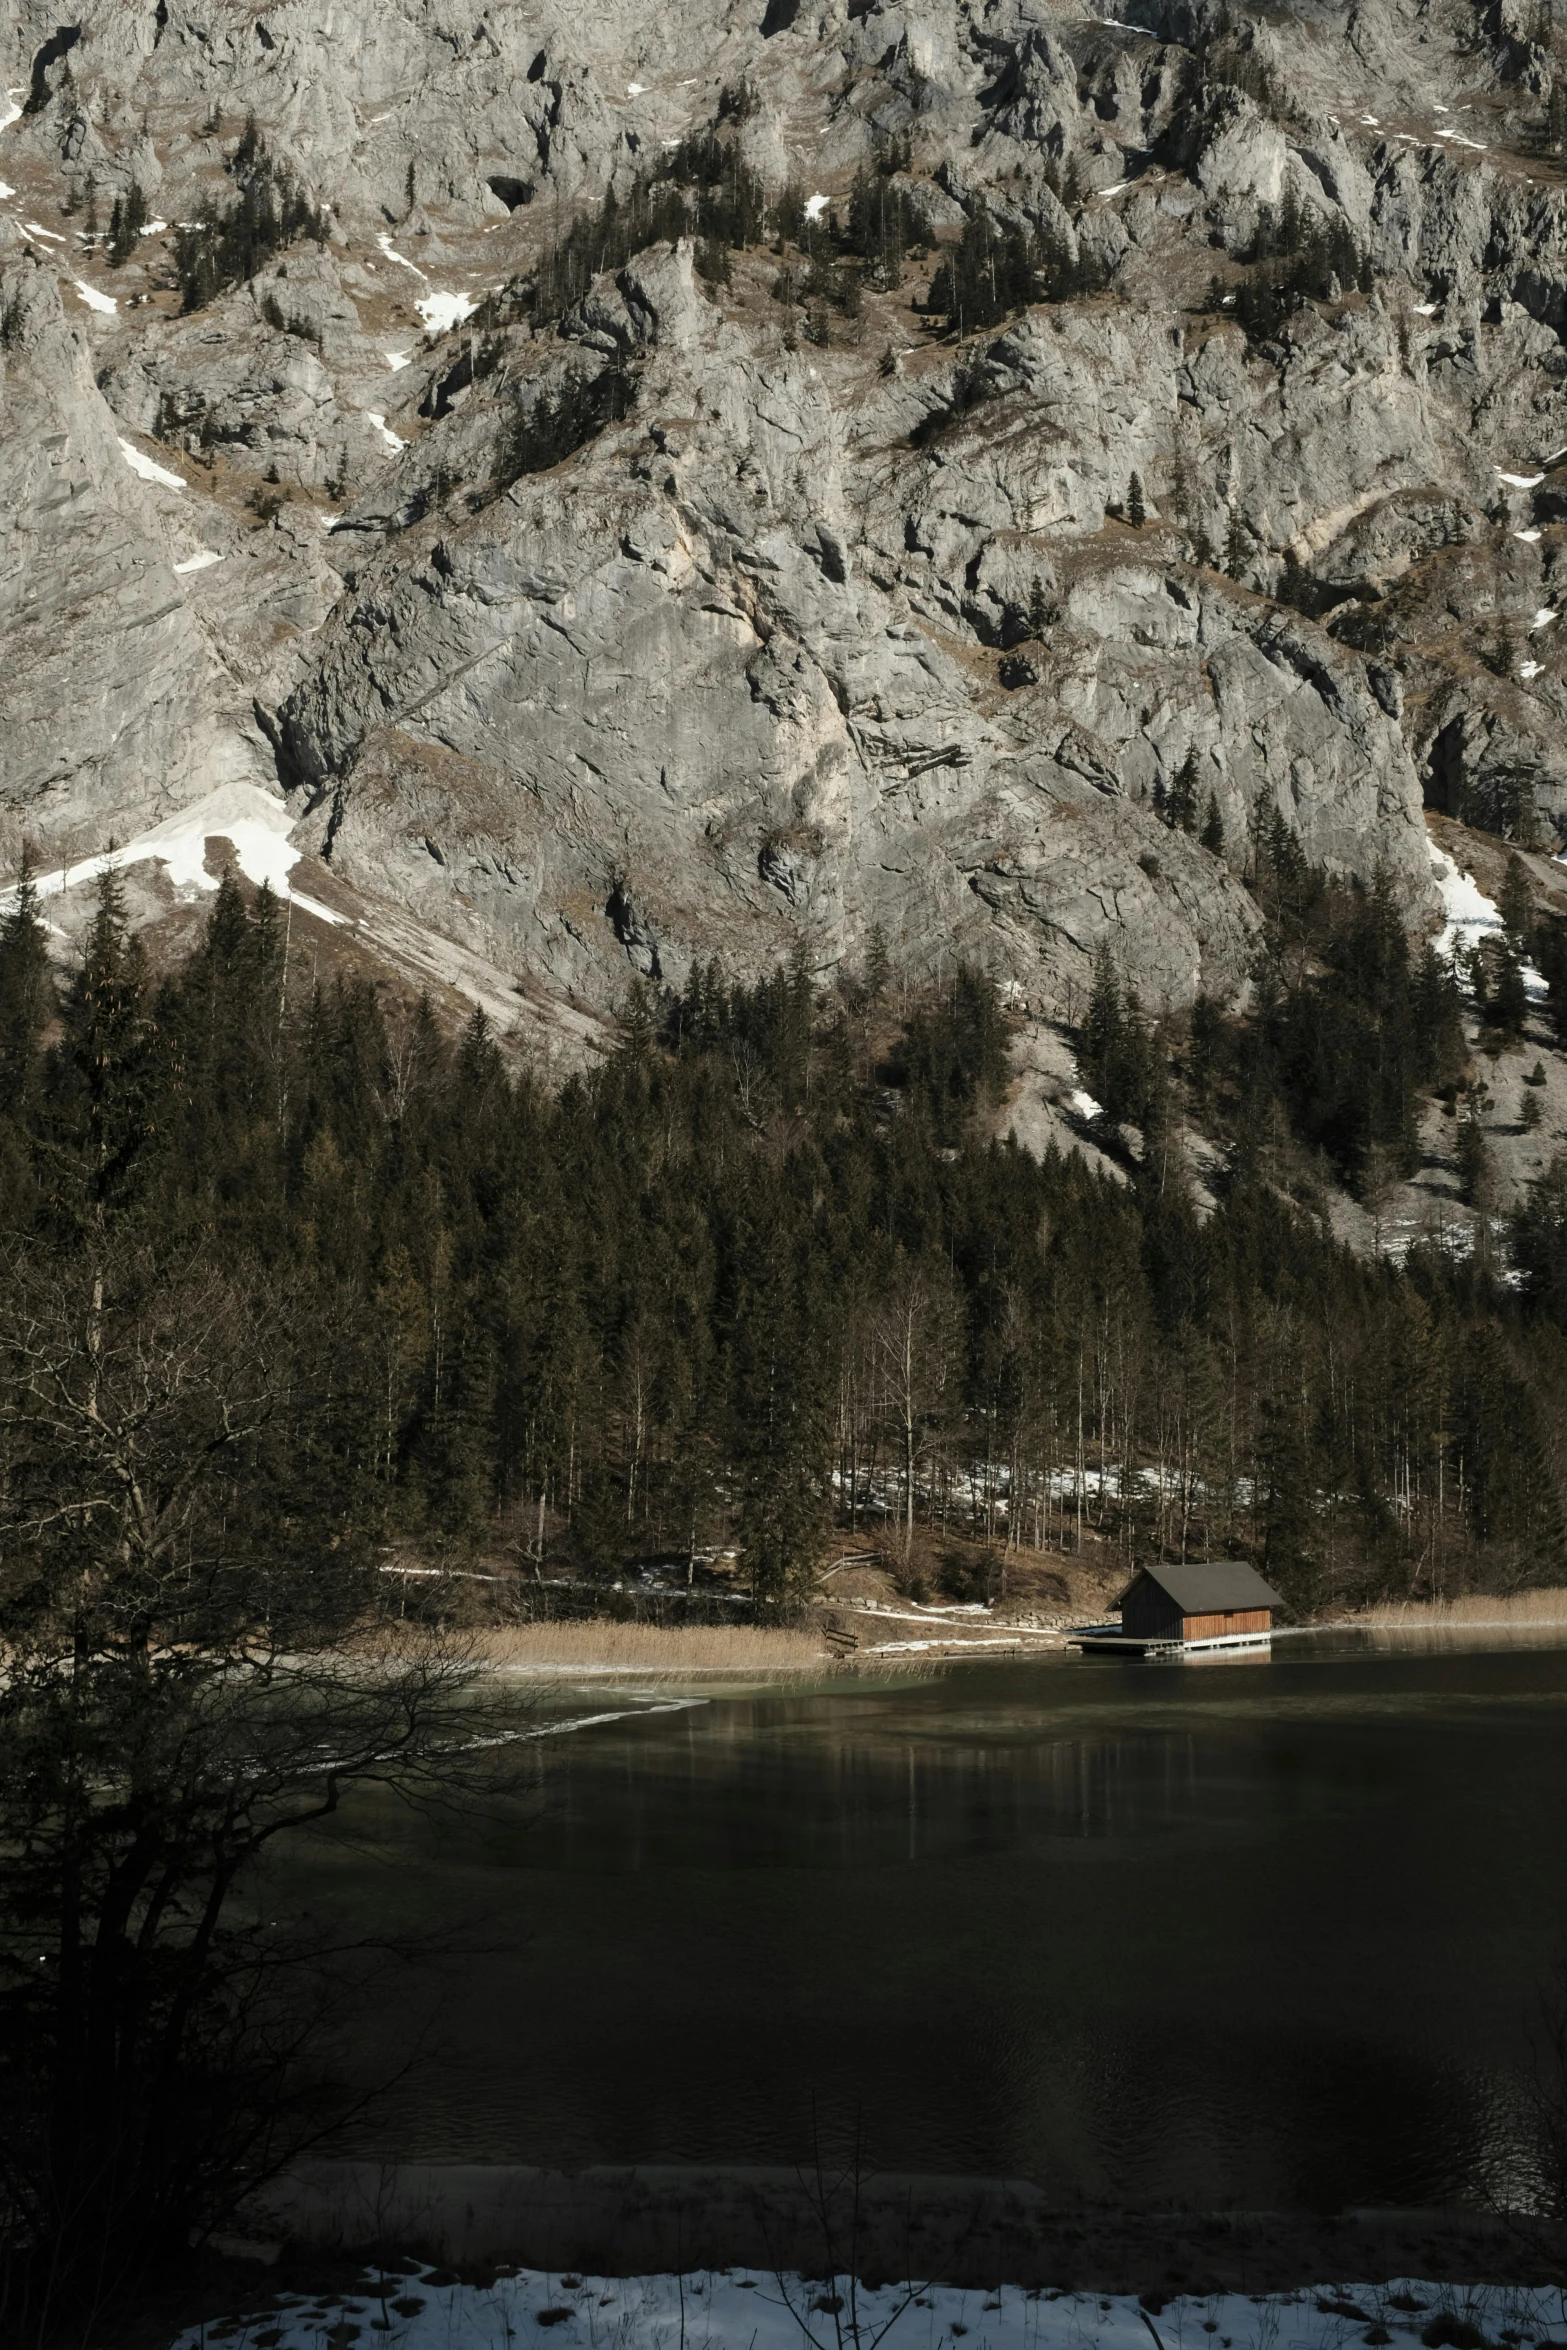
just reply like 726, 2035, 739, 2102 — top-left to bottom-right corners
286, 1631, 1567, 2210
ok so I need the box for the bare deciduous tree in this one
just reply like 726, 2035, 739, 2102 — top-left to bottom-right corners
870, 1259, 962, 1558
0, 1244, 517, 2343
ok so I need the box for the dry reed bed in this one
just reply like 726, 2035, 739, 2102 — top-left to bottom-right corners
470, 1620, 835, 1676
383, 1589, 1567, 1682
1351, 1588, 1567, 1627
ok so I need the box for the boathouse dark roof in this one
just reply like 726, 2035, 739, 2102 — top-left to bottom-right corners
1115, 1561, 1283, 1615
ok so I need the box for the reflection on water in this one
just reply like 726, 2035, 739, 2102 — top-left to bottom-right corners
284, 1632, 1567, 2210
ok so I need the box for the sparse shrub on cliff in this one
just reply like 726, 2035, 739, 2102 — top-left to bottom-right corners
173, 120, 328, 313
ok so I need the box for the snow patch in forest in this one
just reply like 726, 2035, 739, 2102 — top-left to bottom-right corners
23, 219, 64, 241
384, 348, 411, 369
117, 436, 185, 489
1532, 606, 1558, 630
0, 89, 22, 135
416, 288, 477, 334
1515, 527, 1542, 541
1520, 658, 1544, 679
166, 2270, 1567, 2350
366, 411, 405, 451
0, 784, 347, 928
1497, 469, 1544, 488
804, 191, 830, 221
173, 549, 224, 575
72, 277, 118, 314
1428, 835, 1546, 998
1069, 1088, 1103, 1119
0, 179, 13, 199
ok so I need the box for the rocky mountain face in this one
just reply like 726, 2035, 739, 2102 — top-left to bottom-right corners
4, 0, 1567, 1064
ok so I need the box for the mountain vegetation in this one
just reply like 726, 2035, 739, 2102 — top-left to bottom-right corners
172, 116, 329, 313
0, 848, 1562, 1644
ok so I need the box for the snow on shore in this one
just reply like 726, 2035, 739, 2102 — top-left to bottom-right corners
168, 2270, 1567, 2350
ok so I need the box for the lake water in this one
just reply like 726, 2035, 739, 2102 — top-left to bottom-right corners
288, 1631, 1567, 2212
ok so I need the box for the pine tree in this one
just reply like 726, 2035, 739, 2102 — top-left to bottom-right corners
1078, 943, 1151, 1124
1489, 946, 1529, 1039
1127, 470, 1146, 527
0, 853, 53, 1117
1078, 943, 1122, 1114
1200, 793, 1225, 855
64, 861, 151, 1217
1028, 574, 1052, 638
1457, 1099, 1491, 1207
1166, 750, 1201, 833
1499, 852, 1534, 953
1225, 506, 1248, 581
1513, 1153, 1567, 1320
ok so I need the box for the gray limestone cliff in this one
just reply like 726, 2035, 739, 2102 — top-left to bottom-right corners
4, 0, 1567, 1042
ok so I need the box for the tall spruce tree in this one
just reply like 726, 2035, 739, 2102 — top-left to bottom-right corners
0, 854, 52, 1118
61, 862, 152, 1219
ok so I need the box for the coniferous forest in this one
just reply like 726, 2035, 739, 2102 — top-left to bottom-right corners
2, 844, 1566, 1627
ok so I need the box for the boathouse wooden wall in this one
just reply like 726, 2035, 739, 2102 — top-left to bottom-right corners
1178, 1608, 1272, 1641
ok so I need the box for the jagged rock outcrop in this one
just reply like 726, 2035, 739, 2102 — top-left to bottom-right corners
272, 242, 1427, 1011
7, 0, 1567, 1033
0, 243, 274, 861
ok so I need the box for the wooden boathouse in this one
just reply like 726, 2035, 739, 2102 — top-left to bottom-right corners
1071, 1560, 1284, 1655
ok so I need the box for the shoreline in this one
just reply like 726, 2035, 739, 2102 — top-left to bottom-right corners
230, 2160, 1565, 2289
458, 1598, 1567, 1684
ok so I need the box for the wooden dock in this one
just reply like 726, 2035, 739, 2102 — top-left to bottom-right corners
1068, 1621, 1273, 1659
